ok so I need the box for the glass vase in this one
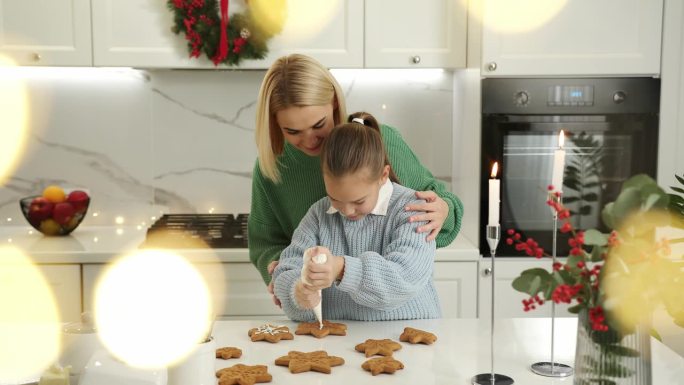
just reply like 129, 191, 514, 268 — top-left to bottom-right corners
574, 310, 652, 385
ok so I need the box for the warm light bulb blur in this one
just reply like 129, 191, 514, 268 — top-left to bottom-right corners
0, 56, 29, 186
255, 0, 339, 43
473, 0, 568, 33
490, 162, 499, 178
94, 250, 213, 368
0, 245, 61, 383
558, 130, 565, 148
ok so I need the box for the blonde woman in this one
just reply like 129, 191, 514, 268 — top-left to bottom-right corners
249, 54, 463, 306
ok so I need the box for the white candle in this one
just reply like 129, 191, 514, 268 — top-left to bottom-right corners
488, 162, 500, 226
551, 130, 566, 193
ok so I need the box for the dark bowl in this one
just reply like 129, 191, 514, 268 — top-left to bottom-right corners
19, 195, 90, 236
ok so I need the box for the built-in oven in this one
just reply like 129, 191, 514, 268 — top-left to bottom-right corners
481, 78, 660, 256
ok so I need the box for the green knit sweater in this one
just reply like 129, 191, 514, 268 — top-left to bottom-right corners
248, 124, 463, 284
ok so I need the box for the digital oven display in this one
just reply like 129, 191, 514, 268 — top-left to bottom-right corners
547, 85, 594, 106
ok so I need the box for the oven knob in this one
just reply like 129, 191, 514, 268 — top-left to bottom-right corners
513, 91, 530, 107
613, 91, 626, 104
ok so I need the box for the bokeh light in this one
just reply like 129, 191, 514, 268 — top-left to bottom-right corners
603, 211, 684, 332
252, 0, 339, 43
472, 0, 568, 33
0, 245, 61, 383
0, 55, 30, 186
94, 250, 213, 368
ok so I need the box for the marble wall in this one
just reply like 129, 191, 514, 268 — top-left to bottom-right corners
0, 67, 454, 227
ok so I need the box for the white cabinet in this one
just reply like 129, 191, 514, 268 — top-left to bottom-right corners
91, 0, 364, 68
0, 0, 92, 66
434, 261, 477, 318
481, 0, 663, 76
478, 259, 573, 319
364, 0, 467, 68
38, 264, 82, 322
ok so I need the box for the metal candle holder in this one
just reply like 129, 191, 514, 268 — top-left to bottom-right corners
530, 203, 573, 378
472, 225, 514, 385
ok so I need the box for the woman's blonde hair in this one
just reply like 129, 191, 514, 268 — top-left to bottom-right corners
321, 112, 399, 184
255, 54, 347, 182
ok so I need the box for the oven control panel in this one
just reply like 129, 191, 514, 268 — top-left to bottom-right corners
546, 85, 594, 106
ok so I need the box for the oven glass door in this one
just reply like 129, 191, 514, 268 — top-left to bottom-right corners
481, 114, 658, 256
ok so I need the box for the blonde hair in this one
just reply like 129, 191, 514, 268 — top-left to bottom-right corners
321, 112, 399, 184
255, 54, 347, 183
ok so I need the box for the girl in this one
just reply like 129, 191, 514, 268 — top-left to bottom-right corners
272, 112, 440, 321
248, 54, 463, 305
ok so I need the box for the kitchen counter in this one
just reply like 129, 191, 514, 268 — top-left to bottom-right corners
0, 226, 480, 263
211, 318, 683, 384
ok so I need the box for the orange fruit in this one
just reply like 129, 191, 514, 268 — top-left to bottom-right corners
42, 185, 66, 203
39, 219, 62, 236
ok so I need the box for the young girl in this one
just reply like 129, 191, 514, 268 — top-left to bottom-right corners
272, 112, 441, 321
249, 54, 463, 306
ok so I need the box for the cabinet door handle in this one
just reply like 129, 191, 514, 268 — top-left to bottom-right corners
411, 55, 421, 64
486, 62, 497, 72
483, 267, 492, 276
33, 53, 42, 62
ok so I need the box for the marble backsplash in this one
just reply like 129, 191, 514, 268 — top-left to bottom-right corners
0, 67, 454, 227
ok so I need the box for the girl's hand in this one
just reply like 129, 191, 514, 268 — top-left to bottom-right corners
405, 190, 448, 241
267, 260, 281, 308
302, 246, 344, 290
294, 280, 321, 309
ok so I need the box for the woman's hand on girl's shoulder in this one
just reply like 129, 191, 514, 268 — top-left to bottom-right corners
405, 190, 448, 241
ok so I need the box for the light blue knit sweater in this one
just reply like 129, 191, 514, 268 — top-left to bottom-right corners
272, 183, 441, 321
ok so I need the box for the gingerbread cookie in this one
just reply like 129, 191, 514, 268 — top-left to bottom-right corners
362, 356, 405, 376
275, 350, 345, 374
216, 364, 272, 385
295, 320, 347, 338
355, 339, 402, 357
248, 324, 294, 343
399, 327, 437, 345
216, 347, 243, 360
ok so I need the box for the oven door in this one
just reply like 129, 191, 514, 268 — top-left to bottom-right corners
480, 114, 658, 256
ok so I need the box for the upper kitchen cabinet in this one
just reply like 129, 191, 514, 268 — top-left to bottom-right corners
365, 0, 468, 68
91, 0, 364, 68
0, 0, 92, 66
480, 0, 664, 76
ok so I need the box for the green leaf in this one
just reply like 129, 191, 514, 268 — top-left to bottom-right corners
568, 304, 583, 314
670, 186, 684, 194
650, 328, 662, 342
675, 173, 684, 186
590, 246, 605, 262
603, 344, 641, 357
612, 187, 641, 225
511, 268, 552, 296
584, 229, 608, 246
622, 174, 658, 191
602, 202, 616, 229
580, 205, 592, 215
564, 196, 581, 204
582, 192, 599, 201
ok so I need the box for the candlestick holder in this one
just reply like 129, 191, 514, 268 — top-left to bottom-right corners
472, 225, 514, 385
530, 205, 573, 378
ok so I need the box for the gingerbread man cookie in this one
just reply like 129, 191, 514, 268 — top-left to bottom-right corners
295, 320, 347, 338
399, 327, 437, 345
216, 346, 243, 359
355, 339, 402, 357
362, 356, 405, 376
275, 350, 345, 374
248, 324, 294, 343
216, 364, 272, 385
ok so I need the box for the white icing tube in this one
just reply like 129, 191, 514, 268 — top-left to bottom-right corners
301, 250, 327, 329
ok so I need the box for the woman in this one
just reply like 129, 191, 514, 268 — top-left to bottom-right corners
249, 54, 463, 305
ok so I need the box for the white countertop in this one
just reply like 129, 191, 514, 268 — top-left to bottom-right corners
0, 226, 480, 264
211, 318, 683, 385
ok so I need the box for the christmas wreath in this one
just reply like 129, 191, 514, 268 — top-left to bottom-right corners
167, 0, 281, 66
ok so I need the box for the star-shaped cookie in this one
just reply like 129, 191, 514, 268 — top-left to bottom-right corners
399, 327, 437, 345
216, 364, 272, 385
362, 356, 405, 376
248, 324, 294, 343
274, 350, 345, 374
355, 339, 402, 357
295, 320, 347, 338
216, 346, 243, 359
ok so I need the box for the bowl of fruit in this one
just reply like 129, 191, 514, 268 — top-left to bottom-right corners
20, 185, 91, 236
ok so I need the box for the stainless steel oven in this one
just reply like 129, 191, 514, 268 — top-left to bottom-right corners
480, 78, 660, 256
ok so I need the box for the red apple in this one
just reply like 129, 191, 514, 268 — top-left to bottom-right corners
52, 202, 76, 226
66, 190, 89, 214
28, 197, 54, 224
